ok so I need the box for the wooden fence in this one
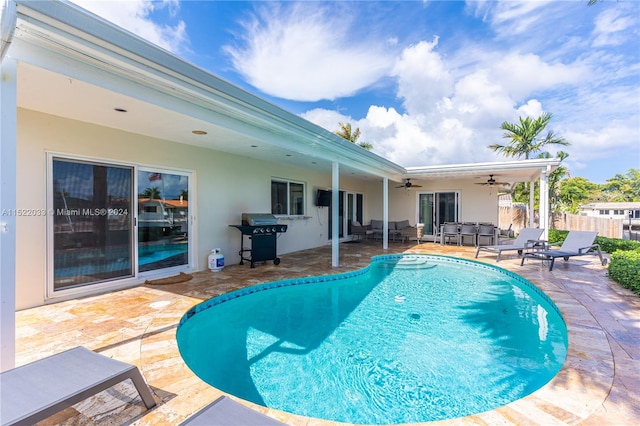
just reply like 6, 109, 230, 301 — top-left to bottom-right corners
499, 207, 624, 239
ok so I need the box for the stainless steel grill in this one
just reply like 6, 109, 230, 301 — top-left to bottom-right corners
229, 213, 287, 268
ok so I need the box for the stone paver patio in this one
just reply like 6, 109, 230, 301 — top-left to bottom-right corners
13, 240, 640, 425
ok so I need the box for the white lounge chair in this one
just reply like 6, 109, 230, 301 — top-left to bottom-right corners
0, 346, 156, 426
475, 228, 544, 262
520, 230, 607, 271
180, 395, 286, 425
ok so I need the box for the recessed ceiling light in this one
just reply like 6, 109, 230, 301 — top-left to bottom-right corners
192, 130, 207, 135
114, 108, 127, 112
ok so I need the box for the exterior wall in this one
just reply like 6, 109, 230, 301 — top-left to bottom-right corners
366, 179, 499, 230
15, 109, 356, 309
15, 108, 503, 310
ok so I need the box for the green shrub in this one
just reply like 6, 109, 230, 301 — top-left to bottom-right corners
547, 229, 568, 245
608, 249, 640, 295
596, 237, 640, 253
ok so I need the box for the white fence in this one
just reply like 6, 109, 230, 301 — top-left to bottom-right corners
499, 207, 624, 239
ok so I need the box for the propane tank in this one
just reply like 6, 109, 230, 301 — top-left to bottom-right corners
208, 248, 224, 272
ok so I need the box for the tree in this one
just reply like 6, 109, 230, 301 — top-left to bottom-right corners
489, 113, 570, 222
601, 169, 640, 202
140, 187, 161, 200
541, 151, 569, 214
489, 113, 570, 160
559, 177, 598, 213
334, 122, 373, 150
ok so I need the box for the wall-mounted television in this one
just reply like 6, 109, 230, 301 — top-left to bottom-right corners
315, 189, 331, 207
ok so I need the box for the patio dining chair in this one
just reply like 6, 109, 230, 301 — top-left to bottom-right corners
459, 223, 477, 246
441, 222, 460, 245
477, 223, 496, 246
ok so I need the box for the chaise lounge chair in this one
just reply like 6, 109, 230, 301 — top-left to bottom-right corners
520, 230, 607, 271
0, 346, 156, 426
180, 395, 286, 425
475, 228, 544, 262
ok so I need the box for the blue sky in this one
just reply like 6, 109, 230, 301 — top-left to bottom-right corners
71, 0, 639, 184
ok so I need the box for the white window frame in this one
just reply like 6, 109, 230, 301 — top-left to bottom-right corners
271, 178, 306, 217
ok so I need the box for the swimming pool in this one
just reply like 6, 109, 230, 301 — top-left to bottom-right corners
177, 255, 567, 424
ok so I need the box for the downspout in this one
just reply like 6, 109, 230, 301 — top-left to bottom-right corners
1, 0, 17, 62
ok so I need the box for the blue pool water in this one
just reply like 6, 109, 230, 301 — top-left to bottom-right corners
177, 255, 567, 424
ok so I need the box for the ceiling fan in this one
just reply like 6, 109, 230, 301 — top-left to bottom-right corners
475, 174, 509, 186
396, 178, 422, 189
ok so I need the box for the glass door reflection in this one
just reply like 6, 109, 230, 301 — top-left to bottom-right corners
137, 170, 189, 273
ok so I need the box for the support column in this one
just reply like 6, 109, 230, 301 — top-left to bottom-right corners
529, 180, 535, 228
382, 178, 388, 250
331, 162, 339, 267
539, 166, 550, 241
1, 57, 17, 371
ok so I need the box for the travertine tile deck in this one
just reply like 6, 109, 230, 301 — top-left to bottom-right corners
14, 241, 639, 425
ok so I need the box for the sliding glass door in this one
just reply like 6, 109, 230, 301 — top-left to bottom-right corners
137, 170, 189, 273
52, 158, 134, 290
419, 191, 460, 237
49, 156, 192, 295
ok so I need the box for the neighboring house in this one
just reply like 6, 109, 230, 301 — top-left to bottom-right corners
579, 202, 640, 224
0, 1, 559, 365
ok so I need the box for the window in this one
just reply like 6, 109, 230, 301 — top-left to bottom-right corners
271, 179, 305, 215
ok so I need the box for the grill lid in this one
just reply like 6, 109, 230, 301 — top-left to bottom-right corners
241, 213, 278, 226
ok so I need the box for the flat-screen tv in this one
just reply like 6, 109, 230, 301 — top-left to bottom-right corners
316, 189, 331, 207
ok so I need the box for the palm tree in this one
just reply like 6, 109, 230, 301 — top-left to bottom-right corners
140, 187, 161, 200
334, 122, 373, 150
489, 112, 570, 225
489, 113, 569, 159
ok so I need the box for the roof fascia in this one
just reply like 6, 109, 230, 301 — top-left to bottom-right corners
405, 158, 561, 179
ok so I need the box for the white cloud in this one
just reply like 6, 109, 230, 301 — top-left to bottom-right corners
223, 2, 394, 102
69, 0, 188, 53
472, 0, 550, 36
390, 38, 454, 116
302, 37, 601, 169
592, 6, 637, 47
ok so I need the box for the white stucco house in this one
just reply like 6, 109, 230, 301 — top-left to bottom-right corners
0, 0, 560, 368
579, 202, 640, 221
